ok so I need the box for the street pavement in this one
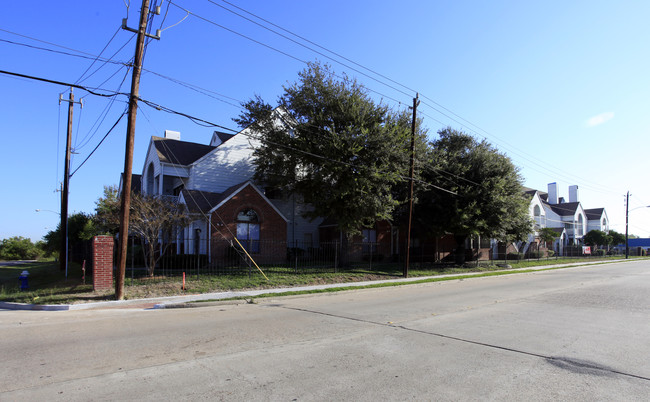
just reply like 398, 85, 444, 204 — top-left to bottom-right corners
0, 260, 648, 400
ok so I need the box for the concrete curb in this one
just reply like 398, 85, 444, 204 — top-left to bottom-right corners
0, 259, 634, 311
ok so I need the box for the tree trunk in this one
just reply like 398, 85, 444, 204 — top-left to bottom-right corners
454, 235, 467, 265
339, 233, 350, 268
147, 242, 156, 277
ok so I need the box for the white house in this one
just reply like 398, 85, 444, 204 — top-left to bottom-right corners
137, 110, 323, 259
524, 183, 608, 255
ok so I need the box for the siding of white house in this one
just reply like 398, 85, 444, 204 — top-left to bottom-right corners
529, 192, 546, 229
188, 130, 260, 194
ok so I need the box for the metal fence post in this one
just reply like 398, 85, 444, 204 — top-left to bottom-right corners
334, 241, 338, 273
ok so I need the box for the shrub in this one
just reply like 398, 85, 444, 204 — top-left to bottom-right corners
547, 250, 555, 257
507, 252, 524, 261
0, 236, 43, 260
594, 249, 606, 256
528, 251, 543, 259
362, 253, 384, 262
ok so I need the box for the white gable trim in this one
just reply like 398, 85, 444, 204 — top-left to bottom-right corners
208, 181, 288, 222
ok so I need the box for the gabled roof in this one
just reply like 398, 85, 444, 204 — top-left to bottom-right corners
181, 189, 228, 214
584, 208, 605, 220
319, 216, 338, 228
180, 181, 288, 222
119, 173, 141, 194
152, 136, 215, 165
213, 130, 235, 145
548, 202, 581, 216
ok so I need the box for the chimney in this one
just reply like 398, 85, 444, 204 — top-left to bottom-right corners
164, 130, 181, 140
548, 182, 558, 204
568, 185, 579, 203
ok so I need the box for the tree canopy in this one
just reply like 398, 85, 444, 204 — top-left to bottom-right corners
42, 212, 97, 257
608, 230, 626, 246
414, 128, 531, 260
0, 236, 43, 260
583, 230, 611, 250
238, 62, 419, 238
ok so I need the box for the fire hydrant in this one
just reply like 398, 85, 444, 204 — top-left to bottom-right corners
19, 270, 29, 291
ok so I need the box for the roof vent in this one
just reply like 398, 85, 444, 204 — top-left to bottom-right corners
164, 130, 181, 140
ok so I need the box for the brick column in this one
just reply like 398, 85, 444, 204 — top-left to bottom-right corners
92, 235, 114, 291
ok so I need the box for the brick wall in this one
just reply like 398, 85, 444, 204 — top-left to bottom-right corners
92, 235, 114, 291
211, 184, 287, 264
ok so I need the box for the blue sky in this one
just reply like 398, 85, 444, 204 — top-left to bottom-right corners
2, 0, 649, 242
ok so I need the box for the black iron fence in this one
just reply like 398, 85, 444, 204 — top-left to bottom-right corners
80, 237, 620, 284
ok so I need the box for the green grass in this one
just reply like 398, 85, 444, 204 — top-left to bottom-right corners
1, 255, 640, 304
0, 260, 104, 304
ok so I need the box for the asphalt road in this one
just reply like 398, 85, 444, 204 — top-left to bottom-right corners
1, 261, 649, 401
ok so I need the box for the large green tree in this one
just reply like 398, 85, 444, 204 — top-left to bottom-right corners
608, 230, 626, 247
93, 185, 121, 235
237, 62, 416, 240
415, 128, 531, 263
42, 212, 97, 258
583, 230, 611, 250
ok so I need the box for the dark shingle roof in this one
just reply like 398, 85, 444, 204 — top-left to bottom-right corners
181, 182, 252, 214
549, 202, 581, 216
214, 130, 235, 144
181, 189, 227, 214
153, 137, 215, 165
120, 173, 141, 194
584, 208, 604, 220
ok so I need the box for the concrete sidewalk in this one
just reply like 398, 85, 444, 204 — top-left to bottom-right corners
0, 259, 630, 311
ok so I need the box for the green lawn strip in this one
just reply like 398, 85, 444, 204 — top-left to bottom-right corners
1, 256, 639, 305
0, 260, 96, 304
190, 261, 620, 304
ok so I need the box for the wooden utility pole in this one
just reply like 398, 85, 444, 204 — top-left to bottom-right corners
59, 88, 82, 276
404, 93, 419, 278
116, 0, 152, 300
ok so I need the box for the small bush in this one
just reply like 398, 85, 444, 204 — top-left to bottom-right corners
362, 253, 384, 262
528, 251, 543, 259
507, 252, 524, 261
594, 249, 606, 256
547, 250, 555, 257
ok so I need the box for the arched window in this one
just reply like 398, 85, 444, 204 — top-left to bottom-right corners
146, 163, 155, 195
602, 218, 607, 229
533, 205, 541, 216
578, 215, 584, 236
237, 209, 260, 253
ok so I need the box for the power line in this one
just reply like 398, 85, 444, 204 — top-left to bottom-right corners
188, 2, 622, 198
75, 66, 132, 151
0, 38, 129, 68
70, 111, 127, 178
219, 0, 418, 96
0, 69, 129, 98
74, 27, 122, 85
204, 0, 414, 100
